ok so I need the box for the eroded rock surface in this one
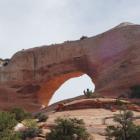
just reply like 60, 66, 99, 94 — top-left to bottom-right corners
0, 23, 140, 111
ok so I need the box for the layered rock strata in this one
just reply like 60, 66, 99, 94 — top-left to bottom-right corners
0, 23, 140, 111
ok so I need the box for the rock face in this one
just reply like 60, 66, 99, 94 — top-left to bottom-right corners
0, 22, 140, 111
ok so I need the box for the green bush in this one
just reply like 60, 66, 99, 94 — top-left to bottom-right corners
21, 128, 41, 140
0, 130, 21, 140
84, 89, 93, 98
0, 111, 21, 140
130, 85, 140, 98
0, 109, 41, 140
84, 89, 99, 98
34, 112, 48, 122
22, 119, 37, 128
21, 118, 41, 140
0, 111, 17, 131
47, 117, 90, 140
80, 36, 88, 40
115, 99, 125, 107
10, 107, 32, 122
106, 109, 140, 140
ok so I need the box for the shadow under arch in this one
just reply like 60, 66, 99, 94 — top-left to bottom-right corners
37, 71, 95, 106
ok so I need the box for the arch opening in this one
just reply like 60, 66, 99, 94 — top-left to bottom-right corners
48, 74, 95, 105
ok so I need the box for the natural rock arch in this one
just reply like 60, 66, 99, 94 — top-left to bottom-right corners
38, 72, 85, 106
0, 23, 140, 111
48, 74, 95, 105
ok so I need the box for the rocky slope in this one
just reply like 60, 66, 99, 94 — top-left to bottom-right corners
0, 22, 140, 111
38, 97, 140, 140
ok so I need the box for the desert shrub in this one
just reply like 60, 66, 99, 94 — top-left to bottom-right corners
34, 112, 48, 122
106, 109, 140, 140
10, 107, 32, 122
80, 36, 88, 40
115, 99, 125, 107
0, 130, 21, 140
84, 89, 93, 98
84, 88, 99, 98
129, 85, 140, 98
22, 119, 37, 128
21, 127, 41, 140
0, 111, 21, 140
0, 111, 17, 131
21, 118, 41, 140
47, 117, 90, 140
3, 59, 10, 66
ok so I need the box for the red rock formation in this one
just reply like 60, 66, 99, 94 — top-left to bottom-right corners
0, 22, 140, 111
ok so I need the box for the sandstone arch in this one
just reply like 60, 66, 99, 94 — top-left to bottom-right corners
38, 72, 85, 106
48, 74, 94, 105
0, 23, 140, 111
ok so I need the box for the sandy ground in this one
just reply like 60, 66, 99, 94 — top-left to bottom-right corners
46, 109, 140, 140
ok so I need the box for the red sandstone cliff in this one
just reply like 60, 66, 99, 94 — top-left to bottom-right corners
0, 22, 140, 111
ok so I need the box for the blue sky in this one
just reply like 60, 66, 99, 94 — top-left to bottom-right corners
0, 0, 140, 104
